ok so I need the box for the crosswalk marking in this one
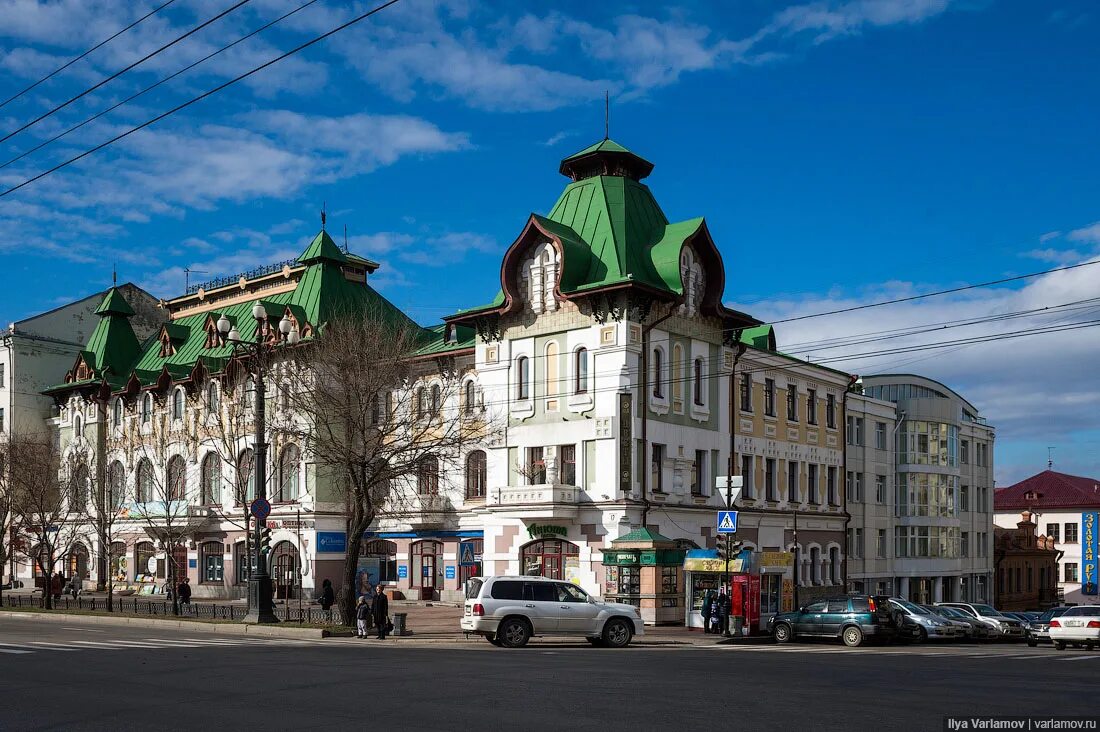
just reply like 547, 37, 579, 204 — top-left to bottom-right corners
1062, 654, 1100, 662
695, 644, 1100, 662
0, 647, 33, 654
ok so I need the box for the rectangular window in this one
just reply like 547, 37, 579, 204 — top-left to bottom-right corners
827, 466, 838, 505
526, 446, 545, 485
959, 485, 969, 512
739, 373, 752, 412
807, 464, 818, 504
0, 407, 4, 433
846, 417, 864, 446
877, 529, 887, 558
559, 444, 576, 486
765, 458, 777, 502
1065, 563, 1079, 583
961, 532, 969, 558
787, 461, 799, 503
875, 422, 886, 450
1065, 523, 1078, 543
855, 528, 863, 558
764, 379, 776, 417
741, 454, 754, 500
692, 450, 706, 496
875, 474, 886, 504
1047, 523, 1060, 542
960, 440, 969, 464
0, 363, 4, 387
806, 389, 817, 425
826, 394, 836, 428
652, 444, 664, 493
786, 384, 798, 421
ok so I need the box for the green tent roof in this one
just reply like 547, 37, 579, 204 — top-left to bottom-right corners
562, 138, 639, 162
297, 229, 349, 266
94, 286, 137, 317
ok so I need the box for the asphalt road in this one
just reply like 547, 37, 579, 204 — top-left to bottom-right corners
1, 615, 1097, 732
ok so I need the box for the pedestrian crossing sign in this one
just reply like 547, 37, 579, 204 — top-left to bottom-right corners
717, 510, 738, 534
459, 541, 477, 566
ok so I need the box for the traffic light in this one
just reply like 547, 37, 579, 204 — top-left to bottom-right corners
728, 540, 744, 554
259, 526, 271, 557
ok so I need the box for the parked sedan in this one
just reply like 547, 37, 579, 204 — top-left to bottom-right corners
1002, 612, 1036, 631
1026, 606, 1073, 647
926, 605, 991, 640
1049, 606, 1100, 651
888, 599, 959, 641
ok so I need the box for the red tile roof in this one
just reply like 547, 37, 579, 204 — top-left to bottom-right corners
995, 470, 1100, 511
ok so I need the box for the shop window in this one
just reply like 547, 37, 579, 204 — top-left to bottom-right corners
201, 541, 224, 584
135, 541, 155, 581
110, 541, 127, 582
760, 574, 781, 615
521, 539, 579, 580
660, 566, 678, 597
361, 540, 399, 583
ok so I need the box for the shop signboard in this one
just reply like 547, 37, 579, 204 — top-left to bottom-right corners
758, 551, 794, 574
1083, 511, 1098, 595
781, 578, 795, 612
316, 532, 347, 554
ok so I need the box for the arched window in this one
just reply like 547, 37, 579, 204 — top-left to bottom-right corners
69, 462, 89, 508
829, 547, 841, 585
201, 453, 220, 506
516, 356, 529, 400
810, 546, 822, 584
278, 444, 300, 502
110, 541, 127, 582
135, 541, 155, 579
520, 539, 580, 579
362, 539, 399, 583
545, 342, 559, 398
112, 399, 123, 428
108, 460, 125, 510
206, 382, 219, 413
416, 386, 427, 419
417, 456, 439, 495
73, 414, 83, 437
171, 388, 185, 420
243, 377, 256, 409
574, 347, 588, 394
465, 450, 487, 499
464, 380, 476, 415
693, 358, 704, 406
652, 348, 663, 398
430, 384, 441, 416
141, 394, 153, 424
237, 449, 255, 504
671, 344, 683, 405
136, 458, 154, 503
166, 455, 186, 502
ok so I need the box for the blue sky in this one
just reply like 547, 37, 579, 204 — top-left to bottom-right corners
1, 0, 1098, 484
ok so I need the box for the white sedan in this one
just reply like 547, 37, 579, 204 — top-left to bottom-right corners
1048, 605, 1100, 650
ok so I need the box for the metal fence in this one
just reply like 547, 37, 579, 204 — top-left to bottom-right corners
0, 594, 345, 625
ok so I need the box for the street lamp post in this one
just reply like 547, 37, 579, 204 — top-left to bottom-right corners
218, 304, 299, 624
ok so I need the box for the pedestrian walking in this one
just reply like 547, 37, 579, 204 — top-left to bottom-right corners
371, 586, 389, 640
318, 578, 335, 622
51, 572, 62, 602
701, 589, 716, 634
178, 576, 192, 614
355, 596, 371, 638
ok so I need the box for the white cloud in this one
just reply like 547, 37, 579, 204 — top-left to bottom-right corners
1067, 221, 1100, 244
759, 0, 953, 44
736, 253, 1100, 484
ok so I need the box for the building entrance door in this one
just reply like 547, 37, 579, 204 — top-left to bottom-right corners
520, 539, 579, 580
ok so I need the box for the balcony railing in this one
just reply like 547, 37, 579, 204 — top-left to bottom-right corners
490, 484, 580, 507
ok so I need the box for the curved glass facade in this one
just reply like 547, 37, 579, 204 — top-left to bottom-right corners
894, 526, 961, 559
898, 420, 958, 467
895, 472, 958, 517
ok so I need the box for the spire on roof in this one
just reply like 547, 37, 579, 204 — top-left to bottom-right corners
298, 228, 349, 266
94, 286, 136, 317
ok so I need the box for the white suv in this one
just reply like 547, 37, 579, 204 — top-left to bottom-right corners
460, 576, 644, 648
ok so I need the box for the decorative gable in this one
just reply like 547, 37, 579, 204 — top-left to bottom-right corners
203, 313, 226, 349
521, 241, 560, 315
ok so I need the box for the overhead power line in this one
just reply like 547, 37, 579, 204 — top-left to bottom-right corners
0, 0, 325, 174
0, 0, 403, 200
0, 0, 178, 112
0, 0, 253, 146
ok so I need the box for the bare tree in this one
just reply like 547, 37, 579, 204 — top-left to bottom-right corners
8, 433, 83, 609
279, 308, 496, 626
0, 438, 12, 605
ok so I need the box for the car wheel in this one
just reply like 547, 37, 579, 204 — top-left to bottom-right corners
1026, 639, 1037, 648
842, 626, 864, 648
487, 634, 503, 647
586, 636, 605, 647
602, 619, 633, 649
497, 618, 531, 648
773, 623, 793, 643
1054, 641, 1066, 650
913, 627, 928, 644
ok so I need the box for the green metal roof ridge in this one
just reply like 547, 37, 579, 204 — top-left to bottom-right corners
562, 138, 646, 163
610, 527, 675, 545
94, 287, 136, 317
298, 229, 349, 265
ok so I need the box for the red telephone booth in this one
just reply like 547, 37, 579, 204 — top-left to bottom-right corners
731, 574, 762, 634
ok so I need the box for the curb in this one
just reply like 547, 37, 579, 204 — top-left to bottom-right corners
0, 610, 329, 640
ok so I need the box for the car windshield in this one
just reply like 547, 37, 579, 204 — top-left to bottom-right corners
970, 604, 1002, 616
934, 607, 964, 619
1062, 606, 1100, 617
893, 599, 930, 615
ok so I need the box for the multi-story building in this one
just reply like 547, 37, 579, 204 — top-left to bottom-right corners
848, 374, 996, 604
994, 469, 1100, 606
993, 510, 1060, 611
3, 285, 161, 586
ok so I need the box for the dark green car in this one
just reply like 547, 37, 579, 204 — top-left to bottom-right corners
767, 595, 897, 647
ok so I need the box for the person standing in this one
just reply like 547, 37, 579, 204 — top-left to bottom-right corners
701, 589, 715, 634
355, 596, 371, 639
318, 579, 335, 622
178, 576, 192, 614
371, 586, 389, 640
716, 587, 731, 635
51, 572, 63, 602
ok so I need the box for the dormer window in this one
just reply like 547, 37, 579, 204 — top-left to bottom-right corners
141, 394, 153, 423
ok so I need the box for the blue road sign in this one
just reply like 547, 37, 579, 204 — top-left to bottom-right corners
717, 510, 738, 534
458, 541, 478, 567
397, 565, 408, 579
445, 565, 456, 580
250, 498, 271, 521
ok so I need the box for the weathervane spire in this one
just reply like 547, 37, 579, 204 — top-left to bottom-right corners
604, 90, 609, 140
112, 262, 117, 287
344, 223, 349, 254
321, 201, 327, 231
